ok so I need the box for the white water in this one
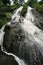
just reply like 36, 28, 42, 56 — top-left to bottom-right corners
21, 6, 43, 54
0, 6, 43, 65
12, 6, 23, 21
0, 30, 27, 65
0, 7, 27, 65
21, 6, 41, 35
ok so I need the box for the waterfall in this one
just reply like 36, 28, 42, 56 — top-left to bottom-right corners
21, 6, 43, 54
0, 6, 43, 65
11, 6, 23, 21
0, 7, 27, 65
0, 30, 27, 65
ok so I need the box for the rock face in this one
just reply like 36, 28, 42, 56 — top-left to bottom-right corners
3, 21, 43, 65
0, 50, 18, 65
3, 23, 23, 54
2, 6, 43, 65
31, 9, 43, 30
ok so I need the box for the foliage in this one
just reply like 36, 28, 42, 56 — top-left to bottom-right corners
21, 0, 43, 17
13, 0, 18, 4
0, 0, 43, 28
0, 0, 3, 5
27, 0, 43, 14
0, 12, 12, 28
21, 3, 28, 16
0, 2, 20, 28
27, 0, 37, 6
13, 0, 25, 5
32, 2, 43, 13
10, 3, 20, 11
19, 0, 25, 4
39, 0, 43, 4
2, 0, 10, 6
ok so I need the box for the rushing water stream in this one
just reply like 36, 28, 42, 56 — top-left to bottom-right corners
0, 6, 43, 65
0, 6, 27, 65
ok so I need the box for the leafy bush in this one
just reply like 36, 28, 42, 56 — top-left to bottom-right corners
0, 3, 20, 29
0, 12, 11, 29
32, 3, 43, 13
26, 0, 43, 14
39, 4, 43, 13
21, 3, 28, 17
39, 1, 43, 5
10, 3, 20, 11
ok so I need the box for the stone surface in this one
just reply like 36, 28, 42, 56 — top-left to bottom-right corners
0, 50, 18, 65
3, 22, 43, 65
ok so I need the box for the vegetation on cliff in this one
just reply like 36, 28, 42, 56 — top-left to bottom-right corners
21, 0, 43, 17
21, 3, 28, 16
0, 0, 20, 28
0, 0, 43, 28
28, 0, 43, 13
32, 2, 43, 13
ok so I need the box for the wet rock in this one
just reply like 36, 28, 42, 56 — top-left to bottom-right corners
3, 22, 43, 65
31, 10, 43, 30
3, 22, 23, 54
0, 50, 18, 65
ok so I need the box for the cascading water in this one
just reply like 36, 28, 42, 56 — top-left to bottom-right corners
11, 6, 23, 21
0, 6, 43, 65
0, 7, 27, 65
19, 6, 43, 55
